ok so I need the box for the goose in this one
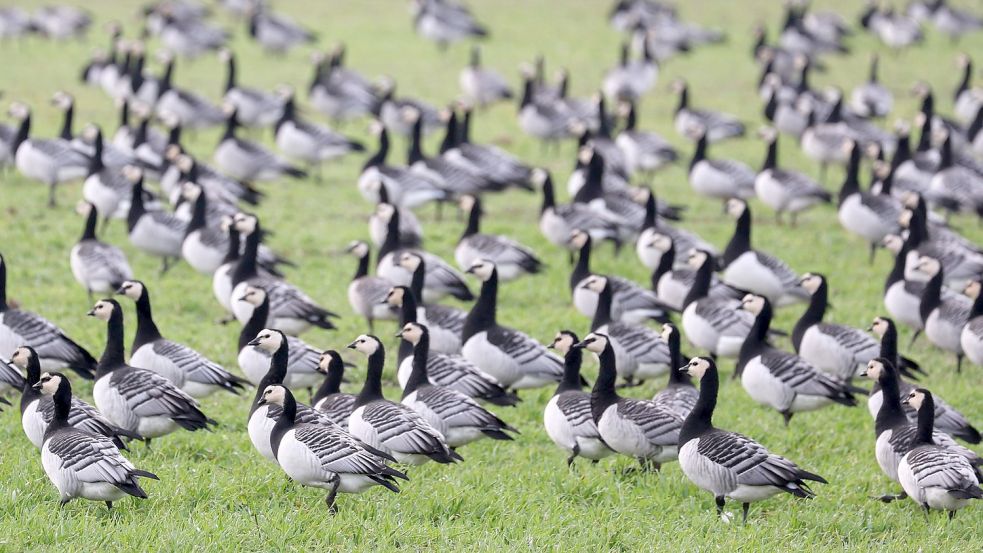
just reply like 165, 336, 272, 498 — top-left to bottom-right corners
914, 256, 971, 372
0, 343, 25, 404
615, 100, 678, 175
411, 0, 488, 49
651, 323, 698, 419
116, 280, 247, 398
569, 229, 669, 324
459, 46, 512, 107
219, 48, 284, 128
573, 332, 681, 471
153, 53, 225, 128
792, 273, 879, 381
550, 68, 599, 131
543, 330, 612, 467
274, 87, 364, 178
687, 125, 756, 202
154, 12, 228, 58
928, 129, 983, 215
672, 80, 744, 142
859, 5, 923, 50
444, 107, 533, 191
407, 108, 490, 200
677, 356, 826, 524
898, 388, 983, 520
124, 167, 186, 274
307, 48, 382, 123
166, 148, 263, 207
601, 40, 657, 102
33, 372, 158, 509
761, 75, 810, 138
6, 102, 89, 206
535, 168, 621, 251
51, 92, 135, 169
236, 288, 324, 390
70, 201, 133, 300
970, 106, 983, 158
517, 68, 572, 145
13, 346, 139, 450
647, 237, 742, 312
87, 299, 215, 443
214, 106, 307, 182
633, 186, 715, 269
927, 1, 983, 41
799, 99, 853, 182
898, 196, 983, 287
391, 253, 467, 355
680, 249, 754, 359
80, 125, 133, 221
311, 350, 356, 427
850, 55, 892, 118
755, 127, 831, 224
213, 216, 246, 316
567, 142, 634, 205
247, 9, 316, 54
398, 322, 517, 447
0, 253, 97, 379
455, 195, 542, 281
960, 280, 983, 369
378, 81, 441, 138
953, 54, 983, 125
230, 213, 338, 335
347, 334, 461, 465
581, 275, 671, 386
719, 199, 808, 307
882, 234, 935, 334
368, 187, 422, 249
860, 358, 980, 503
345, 241, 397, 332
359, 123, 447, 209
837, 144, 901, 261
462, 260, 563, 390
737, 294, 861, 426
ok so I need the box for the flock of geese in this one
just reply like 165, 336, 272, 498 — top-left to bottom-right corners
1, 0, 982, 524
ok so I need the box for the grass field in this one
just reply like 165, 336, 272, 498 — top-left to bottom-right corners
0, 0, 981, 550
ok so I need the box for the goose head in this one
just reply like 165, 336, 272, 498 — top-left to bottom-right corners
580, 274, 608, 293
86, 299, 118, 321
880, 234, 904, 255
397, 252, 423, 272
33, 372, 64, 395
345, 240, 369, 259
902, 388, 928, 409
645, 232, 672, 253
686, 249, 710, 269
548, 330, 579, 355
572, 332, 609, 354
567, 228, 590, 249
680, 356, 714, 379
798, 273, 825, 295
247, 328, 284, 353
180, 180, 202, 202
913, 256, 941, 278
868, 316, 891, 338
660, 323, 678, 344
396, 322, 426, 344
964, 280, 981, 300
739, 294, 767, 315
257, 384, 287, 406
115, 280, 145, 301
238, 286, 267, 307
232, 212, 258, 235
347, 334, 382, 355
725, 198, 747, 218
9, 346, 35, 370
465, 259, 496, 282
860, 358, 889, 380
317, 350, 344, 374
383, 286, 406, 307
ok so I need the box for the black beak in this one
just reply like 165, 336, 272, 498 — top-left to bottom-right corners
114, 285, 126, 295
247, 338, 261, 347
394, 331, 403, 338
346, 341, 358, 350
572, 340, 588, 349
901, 397, 911, 406
678, 365, 690, 375
314, 364, 327, 375
257, 397, 268, 406
465, 266, 477, 274
546, 342, 555, 349
237, 295, 250, 302
86, 309, 96, 317
32, 381, 43, 391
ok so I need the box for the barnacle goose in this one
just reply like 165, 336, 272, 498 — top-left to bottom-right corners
680, 249, 753, 359
882, 234, 932, 334
70, 201, 133, 300
755, 127, 831, 224
898, 195, 983, 287
247, 9, 316, 54
954, 54, 983, 125
928, 129, 983, 215
672, 80, 745, 142
651, 324, 698, 419
368, 187, 422, 249
311, 350, 356, 427
601, 40, 657, 102
124, 167, 186, 274
720, 199, 808, 307
307, 47, 382, 123
574, 332, 681, 471
581, 275, 670, 386
960, 280, 983, 370
915, 256, 971, 372
398, 323, 517, 447
455, 195, 542, 281
392, 253, 467, 355
633, 186, 715, 267
837, 143, 901, 260
214, 106, 307, 182
411, 0, 488, 49
459, 46, 512, 107
536, 168, 620, 251
13, 346, 138, 450
347, 334, 461, 465
237, 290, 323, 390
80, 125, 132, 221
737, 294, 861, 426
153, 53, 225, 128
850, 54, 892, 118
647, 238, 742, 312
0, 253, 96, 379
543, 330, 612, 467
615, 100, 678, 175
678, 356, 826, 523
7, 102, 89, 207
275, 87, 364, 179
799, 99, 853, 183
345, 241, 397, 332
219, 48, 283, 128
87, 299, 215, 443
687, 124, 755, 202
517, 68, 572, 146
407, 107, 488, 200
898, 388, 983, 520
33, 372, 158, 509
462, 260, 563, 390
444, 108, 533, 191
359, 122, 446, 209
116, 280, 247, 397
378, 81, 441, 138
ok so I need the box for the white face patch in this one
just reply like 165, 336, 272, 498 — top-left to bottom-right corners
568, 230, 588, 249
90, 300, 115, 321
398, 253, 422, 271
964, 281, 981, 300
726, 199, 745, 218
11, 347, 30, 368
800, 274, 822, 294
685, 357, 710, 379
915, 256, 941, 277
351, 335, 379, 355
375, 203, 395, 221
905, 390, 925, 410
864, 360, 884, 380
39, 373, 61, 395
583, 276, 607, 293
468, 260, 495, 281
898, 209, 913, 228
119, 281, 143, 300
254, 329, 283, 353
659, 324, 674, 343
551, 333, 574, 355
582, 333, 607, 354
459, 195, 477, 212
385, 287, 405, 306
870, 318, 887, 338
233, 214, 258, 235
687, 250, 708, 269
263, 385, 286, 406
347, 241, 369, 258
241, 287, 266, 306
740, 295, 765, 315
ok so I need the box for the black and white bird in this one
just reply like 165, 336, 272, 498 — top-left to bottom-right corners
535, 168, 621, 251
407, 107, 489, 199
755, 127, 831, 224
543, 330, 612, 467
368, 191, 423, 249
837, 147, 901, 261
444, 108, 533, 192
80, 125, 134, 221
359, 123, 447, 209
601, 40, 658, 102
680, 249, 755, 361
275, 87, 364, 179
33, 372, 158, 509
849, 54, 892, 118
645, 236, 740, 312
345, 241, 397, 332
411, 0, 488, 49
672, 79, 745, 142
6, 102, 89, 207
652, 324, 698, 419
914, 256, 971, 372
574, 332, 682, 471
219, 48, 284, 128
124, 167, 186, 275
687, 125, 756, 202
378, 82, 441, 138
516, 69, 573, 145
391, 253, 467, 355
953, 53, 983, 125
455, 195, 542, 281
615, 100, 678, 175
247, 9, 316, 54
311, 350, 356, 428
633, 186, 716, 268
153, 53, 226, 128
960, 280, 983, 370
307, 47, 383, 123
459, 46, 512, 107
70, 201, 133, 300
214, 106, 307, 182
677, 356, 826, 523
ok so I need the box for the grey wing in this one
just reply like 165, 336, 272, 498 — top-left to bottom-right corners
422, 305, 466, 336
816, 323, 879, 359
709, 159, 755, 183
652, 386, 699, 418
460, 234, 540, 267
113, 368, 200, 417
554, 204, 620, 234
1, 358, 26, 389
362, 401, 448, 453
695, 298, 753, 332
760, 350, 849, 398
609, 322, 671, 365
698, 429, 809, 487
426, 353, 505, 397
556, 391, 600, 438
860, 193, 901, 221
294, 403, 339, 427
415, 386, 502, 429
487, 326, 564, 380
286, 337, 322, 374
754, 251, 802, 292
76, 241, 132, 283
293, 424, 394, 476
316, 394, 356, 428
618, 399, 681, 445
66, 397, 123, 437
611, 276, 669, 314
149, 210, 188, 234
772, 169, 827, 198
906, 447, 980, 490
153, 340, 239, 387
47, 429, 137, 485
1, 310, 90, 369
258, 277, 331, 321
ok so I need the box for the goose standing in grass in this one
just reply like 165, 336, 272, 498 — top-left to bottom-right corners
345, 241, 396, 332
70, 201, 133, 300
720, 199, 808, 307
392, 254, 467, 355
455, 195, 542, 281
687, 125, 755, 202
953, 54, 983, 125
799, 99, 853, 183
543, 330, 612, 467
116, 280, 247, 398
124, 167, 185, 275
680, 249, 753, 360
87, 299, 215, 444
737, 294, 860, 426
378, 82, 441, 138
359, 123, 447, 209
307, 48, 383, 123
462, 260, 563, 390
755, 127, 831, 224
275, 87, 364, 180
214, 106, 307, 182
517, 69, 572, 146
536, 168, 621, 252
647, 238, 742, 312
837, 145, 901, 261
411, 0, 488, 49
672, 80, 745, 142
882, 234, 932, 335
459, 46, 512, 107
311, 350, 356, 427
368, 187, 423, 249
444, 108, 534, 191
80, 125, 133, 221
347, 334, 461, 465
237, 288, 323, 390
898, 196, 983, 288
219, 48, 283, 128
33, 372, 158, 510
407, 108, 488, 199
398, 323, 517, 448
914, 256, 971, 372
652, 324, 698, 419
898, 388, 983, 520
959, 280, 983, 369
247, 9, 316, 54
1, 253, 96, 379
7, 102, 89, 207
153, 53, 225, 128
677, 356, 826, 524
574, 332, 681, 471
633, 186, 715, 267
602, 40, 657, 102
850, 54, 892, 118
928, 130, 983, 215
615, 100, 678, 175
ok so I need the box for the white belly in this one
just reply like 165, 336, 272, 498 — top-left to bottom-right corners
130, 343, 186, 388
462, 332, 521, 388
248, 406, 276, 462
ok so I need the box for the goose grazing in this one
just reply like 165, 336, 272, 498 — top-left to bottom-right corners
672, 79, 745, 142
411, 0, 488, 49
347, 334, 461, 465
80, 125, 132, 221
445, 107, 534, 191
898, 388, 983, 520
459, 46, 512, 107
392, 254, 467, 355
259, 384, 406, 513
543, 330, 612, 467
219, 48, 284, 128
378, 81, 441, 138
70, 201, 133, 300
275, 87, 364, 179
737, 294, 861, 426
850, 54, 892, 118
455, 195, 542, 281
755, 127, 831, 224
33, 372, 158, 509
13, 346, 139, 450
116, 280, 247, 398
311, 350, 356, 427
214, 106, 307, 182
7, 102, 89, 207
633, 187, 715, 269
407, 107, 488, 200
359, 123, 447, 209
953, 54, 983, 125
307, 47, 382, 123
462, 260, 563, 390
569, 230, 669, 324
837, 143, 901, 261
651, 324, 698, 419
687, 124, 756, 202
914, 256, 971, 372
645, 235, 740, 312
860, 358, 980, 503
398, 322, 517, 447
237, 290, 323, 390
535, 168, 621, 251
615, 100, 678, 175
792, 273, 879, 381
87, 299, 215, 443
581, 275, 671, 386
516, 67, 572, 146
0, 253, 96, 379
368, 187, 423, 249
680, 249, 754, 359
124, 167, 186, 274
345, 241, 397, 332
720, 199, 808, 307
601, 40, 657, 102
153, 53, 225, 128
678, 356, 826, 523
574, 332, 682, 471
247, 9, 316, 54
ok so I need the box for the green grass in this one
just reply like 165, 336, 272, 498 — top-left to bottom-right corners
0, 0, 981, 550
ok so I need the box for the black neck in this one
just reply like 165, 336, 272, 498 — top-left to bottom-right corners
275, 97, 295, 133
956, 59, 972, 96
918, 270, 943, 323
884, 236, 911, 290
222, 226, 241, 265
792, 281, 827, 351
689, 133, 707, 170
132, 289, 163, 350
403, 333, 431, 398
354, 347, 387, 406
159, 58, 174, 93
187, 191, 208, 233
231, 227, 261, 284
570, 237, 592, 293
969, 288, 983, 320
651, 241, 675, 289
556, 347, 584, 394
913, 393, 936, 445
312, 357, 345, 403
221, 110, 238, 142
675, 84, 688, 113
874, 364, 908, 435
539, 174, 555, 214
462, 269, 498, 342
377, 207, 401, 263
239, 295, 270, 352
590, 343, 620, 422
98, 308, 127, 372
407, 116, 425, 164
737, 303, 772, 375
47, 380, 74, 432
869, 56, 879, 83
270, 388, 298, 455
519, 77, 534, 109
0, 257, 6, 310
224, 55, 236, 92
682, 255, 712, 308
838, 146, 861, 205
19, 355, 42, 413
458, 110, 472, 144
938, 134, 953, 169
572, 154, 604, 204
665, 331, 691, 387
439, 112, 458, 154
88, 130, 105, 174
126, 177, 147, 233
624, 102, 637, 131
878, 322, 900, 364
891, 133, 911, 171
679, 366, 717, 444
396, 288, 418, 364
761, 137, 777, 171
12, 111, 30, 152
80, 205, 98, 241
915, 112, 932, 152
461, 198, 481, 239
59, 103, 74, 141
590, 282, 615, 330
251, 339, 290, 414
642, 191, 657, 229
721, 207, 751, 268
968, 106, 983, 141
353, 249, 370, 280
